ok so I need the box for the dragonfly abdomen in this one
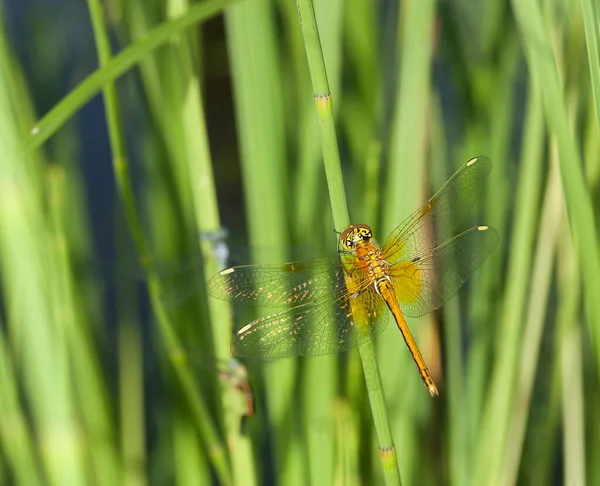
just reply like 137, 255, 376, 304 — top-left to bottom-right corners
375, 278, 439, 397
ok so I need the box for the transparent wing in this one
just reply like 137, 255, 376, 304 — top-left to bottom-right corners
208, 257, 342, 308
382, 156, 492, 265
389, 225, 499, 318
231, 274, 390, 358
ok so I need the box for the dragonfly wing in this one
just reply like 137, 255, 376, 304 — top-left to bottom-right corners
232, 281, 390, 358
208, 257, 343, 308
389, 225, 499, 318
381, 156, 492, 265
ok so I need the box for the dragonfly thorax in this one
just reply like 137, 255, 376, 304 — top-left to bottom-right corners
358, 246, 390, 280
340, 224, 390, 280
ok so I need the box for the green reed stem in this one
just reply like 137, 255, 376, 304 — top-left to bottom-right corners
527, 321, 562, 485
473, 1, 600, 482
476, 77, 545, 485
25, 0, 229, 152
580, 0, 600, 137
0, 25, 86, 486
430, 95, 469, 486
379, 2, 436, 482
511, 0, 600, 373
225, 0, 301, 483
297, 4, 343, 484
295, 0, 349, 229
47, 165, 121, 486
557, 227, 586, 486
296, 0, 401, 484
165, 0, 255, 482
0, 326, 42, 486
117, 315, 146, 486
85, 1, 231, 483
501, 152, 560, 486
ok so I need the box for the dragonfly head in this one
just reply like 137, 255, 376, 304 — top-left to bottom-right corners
340, 224, 373, 251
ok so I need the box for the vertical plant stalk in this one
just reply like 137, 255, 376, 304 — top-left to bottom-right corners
500, 153, 561, 486
430, 96, 467, 486
85, 1, 231, 484
379, 2, 436, 482
0, 325, 42, 486
0, 25, 86, 486
512, 0, 600, 375
557, 226, 586, 486
225, 0, 303, 483
295, 0, 402, 484
165, 0, 256, 482
296, 3, 343, 484
48, 166, 121, 486
580, 0, 600, 137
478, 0, 600, 481
295, 0, 349, 228
226, 0, 343, 481
118, 313, 147, 486
480, 78, 544, 484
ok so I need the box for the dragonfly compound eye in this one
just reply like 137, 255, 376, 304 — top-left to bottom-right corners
345, 234, 357, 249
360, 228, 372, 240
341, 224, 372, 250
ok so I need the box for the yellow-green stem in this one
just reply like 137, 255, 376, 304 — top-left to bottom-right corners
85, 0, 231, 483
296, 0, 401, 483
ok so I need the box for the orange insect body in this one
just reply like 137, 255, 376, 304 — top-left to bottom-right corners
208, 156, 498, 396
340, 225, 439, 396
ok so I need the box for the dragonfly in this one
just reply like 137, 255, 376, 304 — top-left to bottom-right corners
208, 156, 499, 396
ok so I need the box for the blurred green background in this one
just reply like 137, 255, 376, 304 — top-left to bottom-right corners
0, 0, 599, 484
